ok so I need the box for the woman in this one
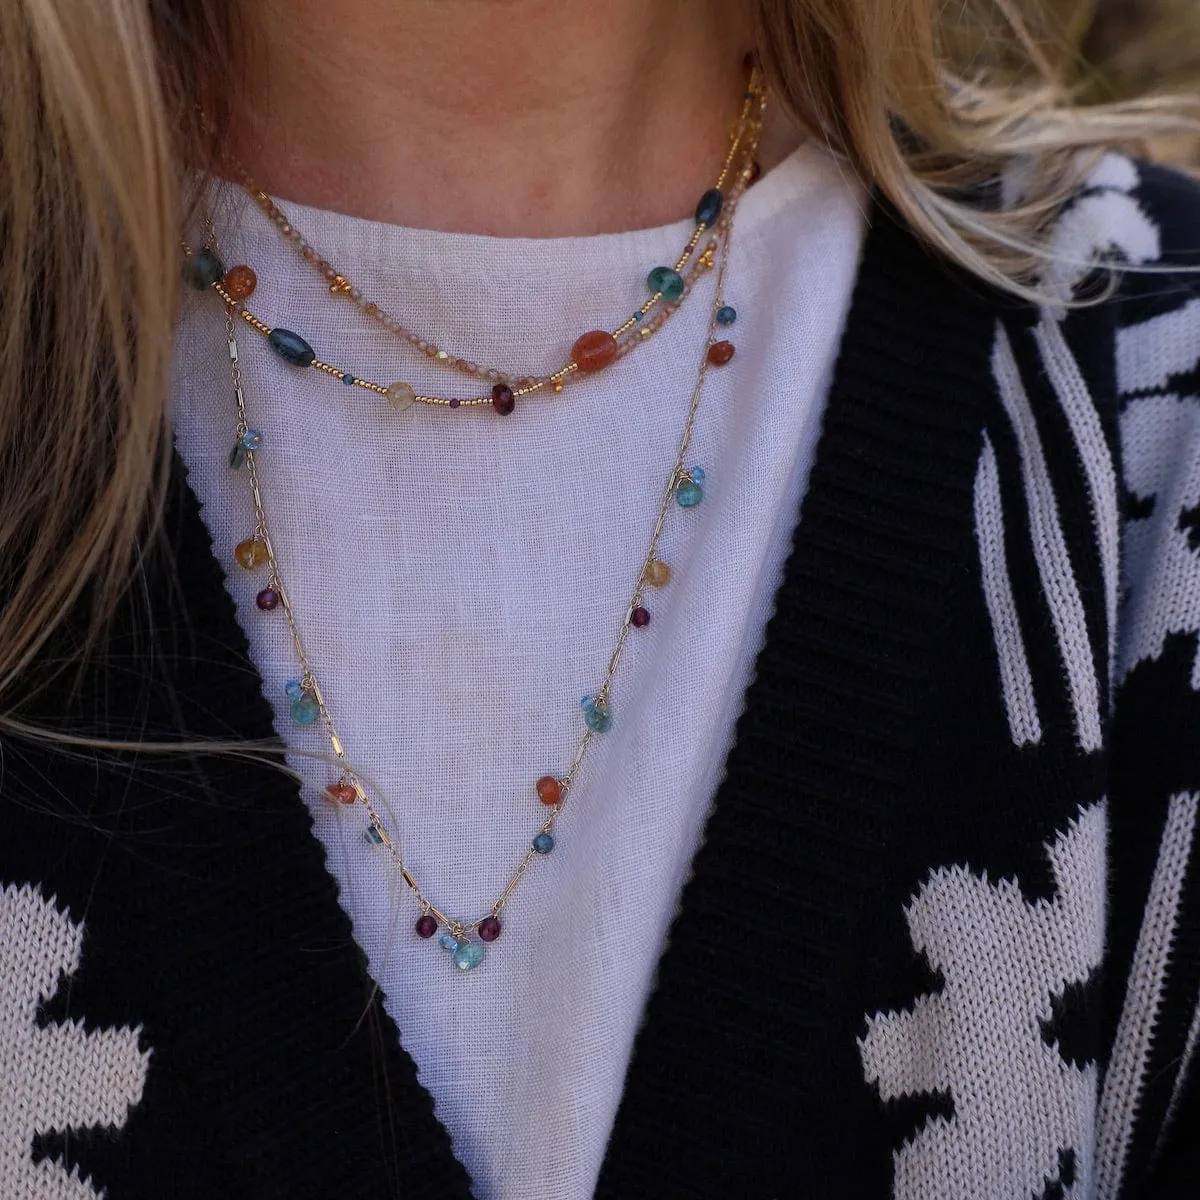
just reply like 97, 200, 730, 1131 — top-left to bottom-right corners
0, 0, 1197, 1196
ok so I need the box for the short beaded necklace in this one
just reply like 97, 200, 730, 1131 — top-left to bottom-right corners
185, 69, 764, 419
197, 98, 758, 972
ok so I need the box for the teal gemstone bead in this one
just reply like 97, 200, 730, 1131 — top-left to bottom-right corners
647, 266, 685, 303
268, 327, 316, 367
676, 479, 703, 508
290, 693, 320, 725
717, 306, 737, 326
342, 373, 355, 385
364, 824, 384, 846
581, 696, 612, 733
453, 940, 486, 971
183, 249, 224, 291
533, 833, 555, 855
240, 428, 263, 451
695, 188, 724, 227
228, 443, 247, 470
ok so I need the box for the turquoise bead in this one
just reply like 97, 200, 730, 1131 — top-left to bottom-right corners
647, 266, 685, 303
240, 428, 263, 451
453, 940, 486, 971
285, 679, 303, 700
268, 327, 316, 367
695, 188, 724, 227
290, 693, 320, 725
228, 443, 247, 470
533, 833, 555, 855
717, 306, 737, 326
183, 249, 224, 291
676, 479, 703, 508
364, 824, 384, 845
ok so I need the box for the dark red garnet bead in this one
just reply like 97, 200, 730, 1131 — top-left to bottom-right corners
256, 588, 280, 611
478, 917, 502, 943
492, 384, 516, 415
416, 914, 438, 939
630, 606, 651, 628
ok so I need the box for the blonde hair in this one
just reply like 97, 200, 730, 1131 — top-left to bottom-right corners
0, 0, 1195, 716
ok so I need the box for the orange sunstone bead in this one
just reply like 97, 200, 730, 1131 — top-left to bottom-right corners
325, 783, 358, 806
570, 330, 619, 374
234, 538, 269, 570
707, 340, 736, 366
223, 264, 257, 301
536, 776, 562, 806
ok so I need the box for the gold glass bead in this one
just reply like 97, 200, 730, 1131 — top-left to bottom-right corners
387, 382, 417, 412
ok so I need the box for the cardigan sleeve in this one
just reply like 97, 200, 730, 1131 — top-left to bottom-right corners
1107, 161, 1200, 1198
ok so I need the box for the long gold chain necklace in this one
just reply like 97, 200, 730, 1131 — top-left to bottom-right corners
199, 99, 759, 971
186, 70, 764, 418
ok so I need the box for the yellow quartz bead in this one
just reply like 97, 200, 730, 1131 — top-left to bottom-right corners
644, 560, 671, 588
387, 382, 417, 411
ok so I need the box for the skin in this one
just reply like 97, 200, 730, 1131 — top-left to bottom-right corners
228, 0, 800, 236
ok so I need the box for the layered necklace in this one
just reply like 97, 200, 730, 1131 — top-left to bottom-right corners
184, 70, 766, 971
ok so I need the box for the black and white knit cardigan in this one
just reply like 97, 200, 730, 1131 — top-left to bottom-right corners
2, 156, 1199, 1199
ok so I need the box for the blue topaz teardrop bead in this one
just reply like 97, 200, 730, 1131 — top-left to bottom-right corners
689, 466, 706, 485
290, 693, 320, 725
533, 833, 555, 855
183, 249, 224, 291
676, 479, 703, 508
717, 306, 737, 327
439, 932, 459, 952
453, 940, 486, 971
268, 328, 316, 367
647, 266, 685, 302
695, 188, 724, 227
240, 428, 263, 451
285, 679, 304, 700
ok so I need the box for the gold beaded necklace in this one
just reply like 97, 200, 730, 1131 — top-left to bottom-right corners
191, 75, 766, 968
185, 69, 765, 419
206, 170, 751, 975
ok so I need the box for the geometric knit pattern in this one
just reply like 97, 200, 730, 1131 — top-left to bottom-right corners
859, 803, 1106, 1199
0, 884, 150, 1199
865, 153, 1200, 1200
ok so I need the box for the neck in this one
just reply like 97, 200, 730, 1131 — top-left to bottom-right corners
227, 0, 784, 237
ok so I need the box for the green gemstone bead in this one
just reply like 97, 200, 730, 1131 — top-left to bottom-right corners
291, 693, 320, 725
228, 443, 247, 470
676, 479, 703, 508
695, 188, 724, 227
183, 249, 225, 291
647, 266, 685, 303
